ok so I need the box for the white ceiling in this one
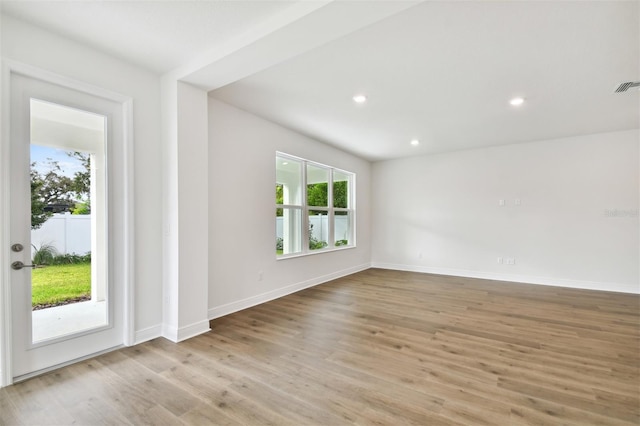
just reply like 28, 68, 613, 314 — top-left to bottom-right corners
2, 0, 638, 161
0, 0, 301, 74
210, 1, 640, 160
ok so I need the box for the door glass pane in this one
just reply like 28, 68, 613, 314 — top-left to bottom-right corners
334, 211, 351, 246
309, 209, 328, 250
30, 98, 108, 343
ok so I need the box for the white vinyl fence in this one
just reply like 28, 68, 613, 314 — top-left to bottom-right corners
276, 214, 349, 243
34, 213, 348, 257
31, 213, 91, 256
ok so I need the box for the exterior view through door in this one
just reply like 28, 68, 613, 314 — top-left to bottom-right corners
4, 66, 133, 383
28, 98, 108, 343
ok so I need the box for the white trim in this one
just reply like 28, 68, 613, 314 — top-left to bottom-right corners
0, 60, 135, 386
122, 98, 135, 346
4, 60, 131, 104
0, 60, 14, 387
162, 320, 210, 343
134, 324, 163, 345
371, 262, 640, 294
178, 320, 211, 342
162, 324, 178, 342
277, 244, 356, 261
208, 262, 371, 320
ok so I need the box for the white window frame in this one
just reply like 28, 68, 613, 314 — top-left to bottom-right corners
276, 152, 355, 259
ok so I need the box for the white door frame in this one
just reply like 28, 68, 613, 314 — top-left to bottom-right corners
0, 60, 135, 387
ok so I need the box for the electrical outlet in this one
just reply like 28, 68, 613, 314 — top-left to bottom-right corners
418, 252, 423, 259
506, 258, 515, 265
499, 199, 505, 206
497, 257, 503, 264
258, 271, 263, 281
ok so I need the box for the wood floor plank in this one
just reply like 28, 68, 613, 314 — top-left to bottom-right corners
498, 377, 639, 423
1, 269, 638, 425
38, 364, 134, 426
96, 350, 201, 417
0, 388, 22, 426
2, 371, 76, 425
179, 401, 244, 426
437, 330, 639, 397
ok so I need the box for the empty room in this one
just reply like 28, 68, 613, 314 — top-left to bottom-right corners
0, 1, 638, 425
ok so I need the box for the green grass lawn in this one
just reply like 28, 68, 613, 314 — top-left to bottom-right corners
31, 263, 91, 307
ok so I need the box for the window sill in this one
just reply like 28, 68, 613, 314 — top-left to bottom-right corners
276, 244, 356, 261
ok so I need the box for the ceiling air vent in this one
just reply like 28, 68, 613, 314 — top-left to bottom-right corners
614, 81, 640, 93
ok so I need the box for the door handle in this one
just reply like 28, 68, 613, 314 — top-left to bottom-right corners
11, 261, 37, 270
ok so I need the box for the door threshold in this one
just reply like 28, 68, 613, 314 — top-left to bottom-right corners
11, 344, 123, 385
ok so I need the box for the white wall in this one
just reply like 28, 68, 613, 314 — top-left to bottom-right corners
1, 15, 164, 338
207, 98, 371, 317
372, 130, 639, 293
160, 80, 210, 342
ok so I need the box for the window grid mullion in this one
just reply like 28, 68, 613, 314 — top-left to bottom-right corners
302, 160, 309, 254
328, 168, 334, 249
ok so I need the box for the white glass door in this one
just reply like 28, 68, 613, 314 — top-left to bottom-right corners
9, 71, 126, 380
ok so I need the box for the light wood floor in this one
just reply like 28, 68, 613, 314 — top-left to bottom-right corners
1, 269, 639, 425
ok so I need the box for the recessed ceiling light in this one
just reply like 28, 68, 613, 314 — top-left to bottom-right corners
352, 94, 367, 103
509, 97, 525, 106
410, 139, 420, 146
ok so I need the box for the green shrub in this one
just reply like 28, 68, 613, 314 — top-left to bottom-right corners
71, 202, 90, 215
309, 224, 327, 250
32, 243, 58, 265
309, 239, 328, 250
50, 252, 91, 265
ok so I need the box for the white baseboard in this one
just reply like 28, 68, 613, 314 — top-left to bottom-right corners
134, 324, 162, 345
371, 262, 639, 294
208, 263, 371, 320
162, 320, 211, 343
